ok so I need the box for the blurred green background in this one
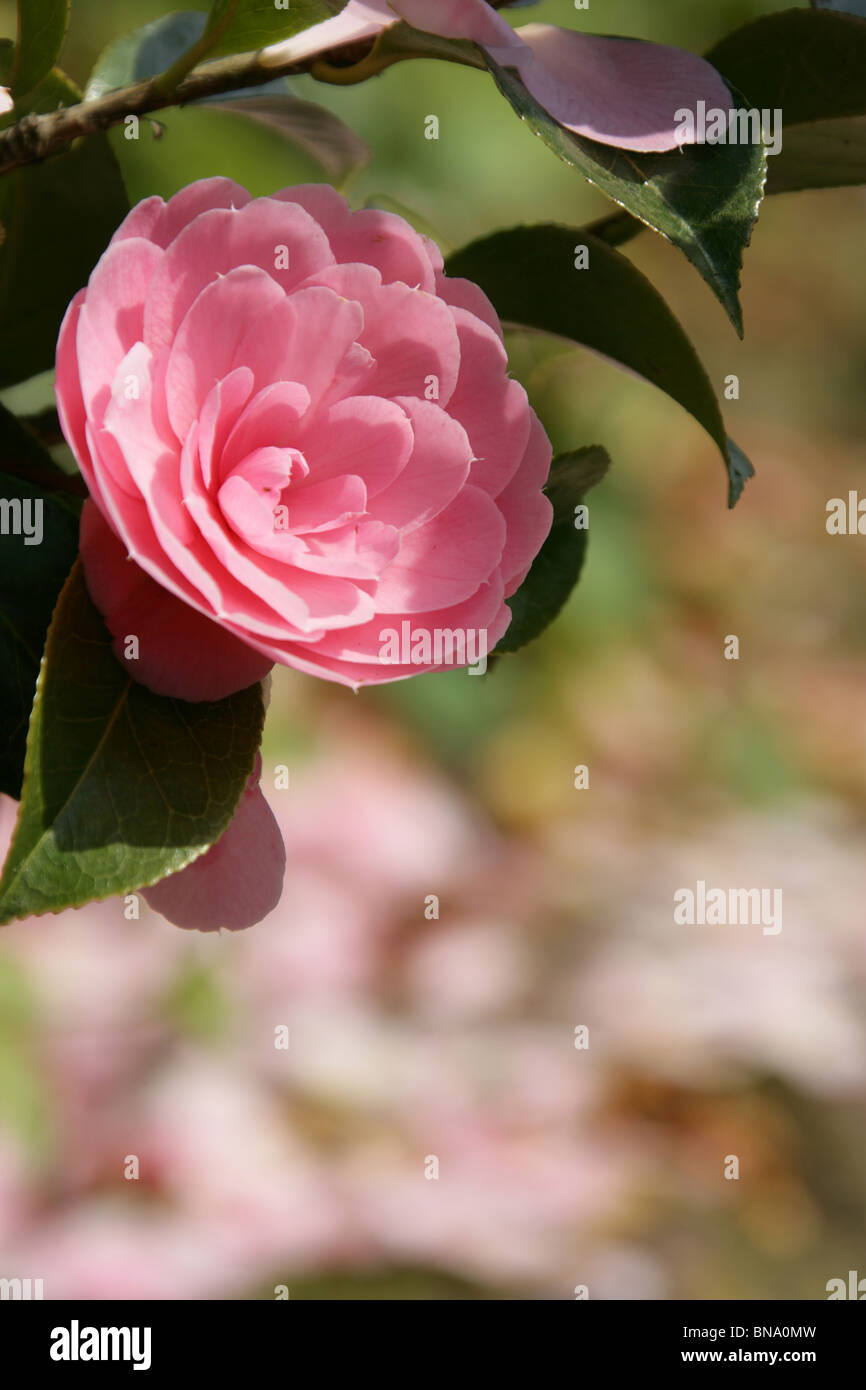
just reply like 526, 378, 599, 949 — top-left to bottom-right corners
0, 0, 865, 1301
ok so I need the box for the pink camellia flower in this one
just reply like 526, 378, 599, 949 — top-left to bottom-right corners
56, 178, 552, 699
266, 0, 732, 153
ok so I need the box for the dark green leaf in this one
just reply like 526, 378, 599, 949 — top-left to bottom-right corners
0, 562, 265, 925
0, 465, 79, 799
0, 71, 129, 390
363, 25, 765, 328
200, 0, 349, 62
707, 8, 866, 122
497, 446, 610, 655
446, 225, 753, 507
10, 0, 69, 98
768, 116, 866, 194
707, 8, 866, 194
482, 56, 765, 337
0, 400, 74, 490
544, 447, 611, 510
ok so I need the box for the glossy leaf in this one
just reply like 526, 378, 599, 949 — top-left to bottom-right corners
768, 116, 866, 194
446, 225, 753, 507
707, 8, 866, 125
480, 57, 765, 337
0, 562, 265, 925
497, 446, 610, 655
10, 0, 69, 98
323, 20, 763, 329
0, 401, 78, 495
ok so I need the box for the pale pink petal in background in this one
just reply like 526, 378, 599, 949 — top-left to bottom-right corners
514, 25, 733, 152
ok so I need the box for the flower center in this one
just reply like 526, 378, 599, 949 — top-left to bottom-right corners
217, 446, 308, 539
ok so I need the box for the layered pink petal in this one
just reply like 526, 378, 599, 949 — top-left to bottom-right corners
113, 177, 252, 249
275, 185, 439, 291
55, 291, 98, 500
164, 267, 286, 438
357, 279, 462, 403
367, 396, 472, 532
494, 412, 554, 595
445, 306, 531, 497
231, 286, 366, 411
144, 198, 333, 353
220, 380, 310, 481
92, 415, 323, 645
277, 474, 367, 534
302, 395, 413, 497
180, 425, 377, 629
310, 261, 461, 401
313, 570, 508, 667
76, 238, 164, 423
435, 272, 504, 341
253, 578, 512, 688
198, 367, 257, 490
374, 484, 506, 612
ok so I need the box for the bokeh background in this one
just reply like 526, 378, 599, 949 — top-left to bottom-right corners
1, 0, 865, 1299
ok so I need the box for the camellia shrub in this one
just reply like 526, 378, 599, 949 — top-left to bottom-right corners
0, 0, 863, 930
